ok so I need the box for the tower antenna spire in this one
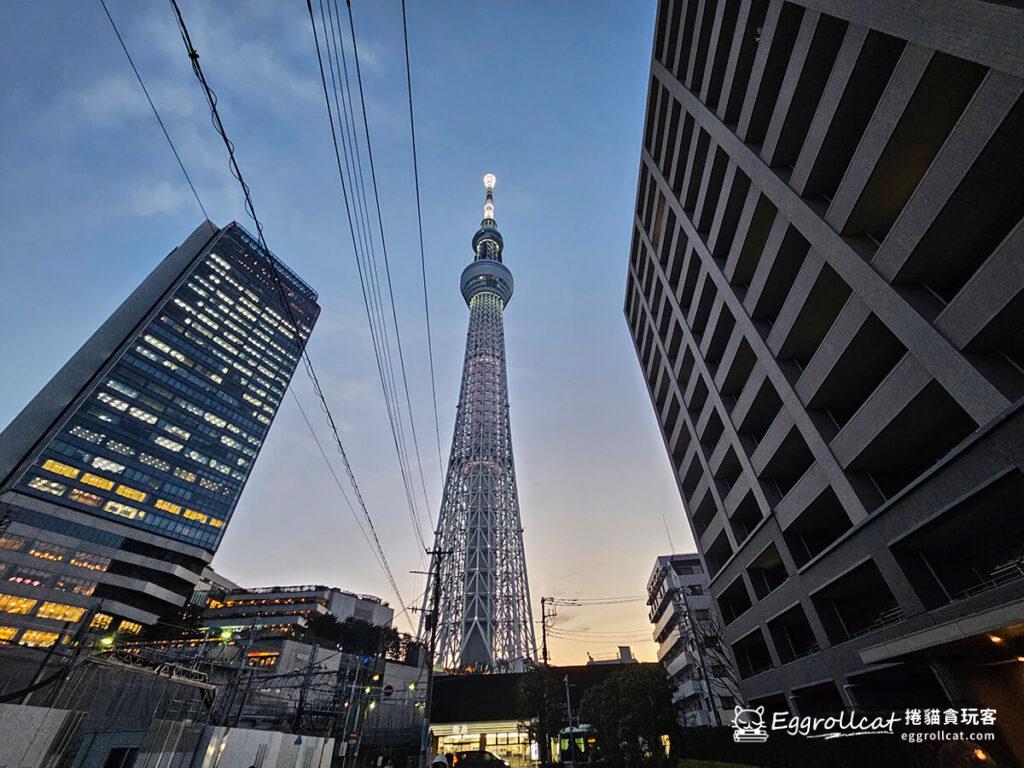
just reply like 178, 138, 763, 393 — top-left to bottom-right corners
483, 172, 496, 221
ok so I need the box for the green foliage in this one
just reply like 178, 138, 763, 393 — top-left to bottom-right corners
581, 665, 677, 768
518, 665, 567, 764
305, 614, 401, 657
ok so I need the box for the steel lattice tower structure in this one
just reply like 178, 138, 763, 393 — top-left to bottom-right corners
423, 174, 537, 672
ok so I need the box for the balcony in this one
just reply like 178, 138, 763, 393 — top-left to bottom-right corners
673, 676, 706, 703
657, 627, 683, 663
664, 649, 690, 678
653, 597, 681, 640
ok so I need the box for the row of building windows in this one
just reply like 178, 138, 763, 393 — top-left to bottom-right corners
0, 533, 111, 572
29, 464, 225, 531
13, 231, 312, 555
2, 563, 96, 596
0, 615, 142, 649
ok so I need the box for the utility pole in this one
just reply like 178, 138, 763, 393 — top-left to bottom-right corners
418, 549, 450, 768
540, 597, 558, 666
563, 675, 576, 768
293, 643, 319, 733
678, 587, 720, 727
541, 597, 548, 666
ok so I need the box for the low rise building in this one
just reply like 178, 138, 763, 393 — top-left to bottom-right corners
201, 583, 394, 637
647, 554, 741, 726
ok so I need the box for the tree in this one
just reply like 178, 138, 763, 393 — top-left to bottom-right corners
580, 665, 677, 768
689, 610, 744, 716
305, 615, 401, 658
518, 665, 567, 765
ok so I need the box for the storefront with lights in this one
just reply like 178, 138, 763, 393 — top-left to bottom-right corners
430, 663, 653, 768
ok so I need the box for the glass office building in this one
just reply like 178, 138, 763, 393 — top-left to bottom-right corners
0, 221, 319, 645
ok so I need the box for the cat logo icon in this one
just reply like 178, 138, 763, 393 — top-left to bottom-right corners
732, 705, 769, 743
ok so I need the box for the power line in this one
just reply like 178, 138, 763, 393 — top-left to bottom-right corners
549, 595, 648, 606
548, 627, 653, 638
289, 389, 386, 575
310, 0, 429, 556
400, 0, 444, 482
100, 0, 403, 619
331, 0, 431, 546
311, 0, 427, 560
343, 0, 435, 530
546, 634, 652, 646
167, 0, 413, 633
97, 0, 208, 220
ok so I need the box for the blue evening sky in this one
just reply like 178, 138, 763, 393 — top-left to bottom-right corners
0, 0, 691, 662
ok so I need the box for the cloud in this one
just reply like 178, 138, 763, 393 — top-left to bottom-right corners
59, 72, 196, 127
126, 179, 189, 216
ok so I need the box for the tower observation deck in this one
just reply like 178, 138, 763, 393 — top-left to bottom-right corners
424, 174, 537, 672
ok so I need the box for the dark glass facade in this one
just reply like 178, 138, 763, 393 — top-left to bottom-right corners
13, 224, 318, 552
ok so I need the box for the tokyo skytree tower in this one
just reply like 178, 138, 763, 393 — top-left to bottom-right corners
424, 174, 537, 672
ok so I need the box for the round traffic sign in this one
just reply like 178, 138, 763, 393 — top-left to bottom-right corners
383, 684, 394, 698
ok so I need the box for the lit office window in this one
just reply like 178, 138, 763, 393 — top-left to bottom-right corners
28, 477, 66, 496
155, 499, 182, 515
139, 453, 171, 472
0, 594, 38, 615
0, 535, 26, 552
53, 576, 95, 596
154, 436, 183, 452
106, 440, 134, 456
36, 602, 86, 622
70, 553, 110, 572
28, 543, 66, 562
104, 501, 140, 520
81, 473, 114, 491
183, 509, 209, 524
19, 630, 58, 648
96, 392, 129, 411
119, 620, 142, 635
41, 459, 78, 479
70, 425, 104, 444
91, 458, 125, 473
106, 380, 139, 398
69, 489, 102, 507
115, 485, 147, 503
129, 407, 157, 424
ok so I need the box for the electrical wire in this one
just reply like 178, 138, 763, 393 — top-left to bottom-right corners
549, 595, 648, 606
548, 629, 653, 640
329, 0, 430, 550
343, 0, 435, 530
309, 0, 428, 556
399, 0, 444, 482
167, 0, 413, 633
99, 0, 407, 629
97, 0, 208, 220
